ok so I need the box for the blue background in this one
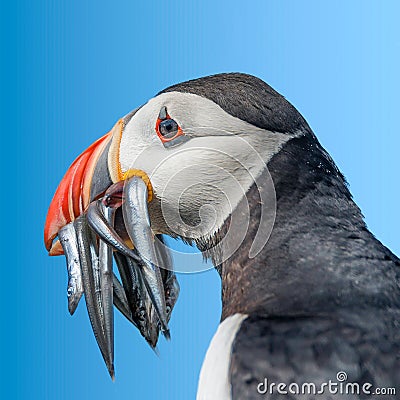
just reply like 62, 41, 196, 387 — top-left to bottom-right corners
1, 1, 399, 399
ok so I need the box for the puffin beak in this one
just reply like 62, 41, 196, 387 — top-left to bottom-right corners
45, 120, 179, 377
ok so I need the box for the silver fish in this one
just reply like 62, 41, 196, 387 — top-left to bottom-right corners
58, 222, 84, 315
122, 177, 169, 338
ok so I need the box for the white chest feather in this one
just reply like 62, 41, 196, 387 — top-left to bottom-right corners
197, 313, 248, 400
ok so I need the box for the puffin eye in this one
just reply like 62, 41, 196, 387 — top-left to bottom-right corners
159, 119, 179, 139
155, 106, 187, 148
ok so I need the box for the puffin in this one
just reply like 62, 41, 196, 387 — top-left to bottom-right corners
45, 73, 400, 398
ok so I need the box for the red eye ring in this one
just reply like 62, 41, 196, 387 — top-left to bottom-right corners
155, 112, 184, 144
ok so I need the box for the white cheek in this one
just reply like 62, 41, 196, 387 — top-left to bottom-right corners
123, 134, 276, 239
118, 91, 296, 240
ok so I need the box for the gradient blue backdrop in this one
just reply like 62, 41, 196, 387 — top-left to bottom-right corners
1, 1, 399, 399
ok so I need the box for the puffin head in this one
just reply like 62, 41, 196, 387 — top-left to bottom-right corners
118, 73, 311, 251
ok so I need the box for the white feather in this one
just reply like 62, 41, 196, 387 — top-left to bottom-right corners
197, 313, 248, 400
